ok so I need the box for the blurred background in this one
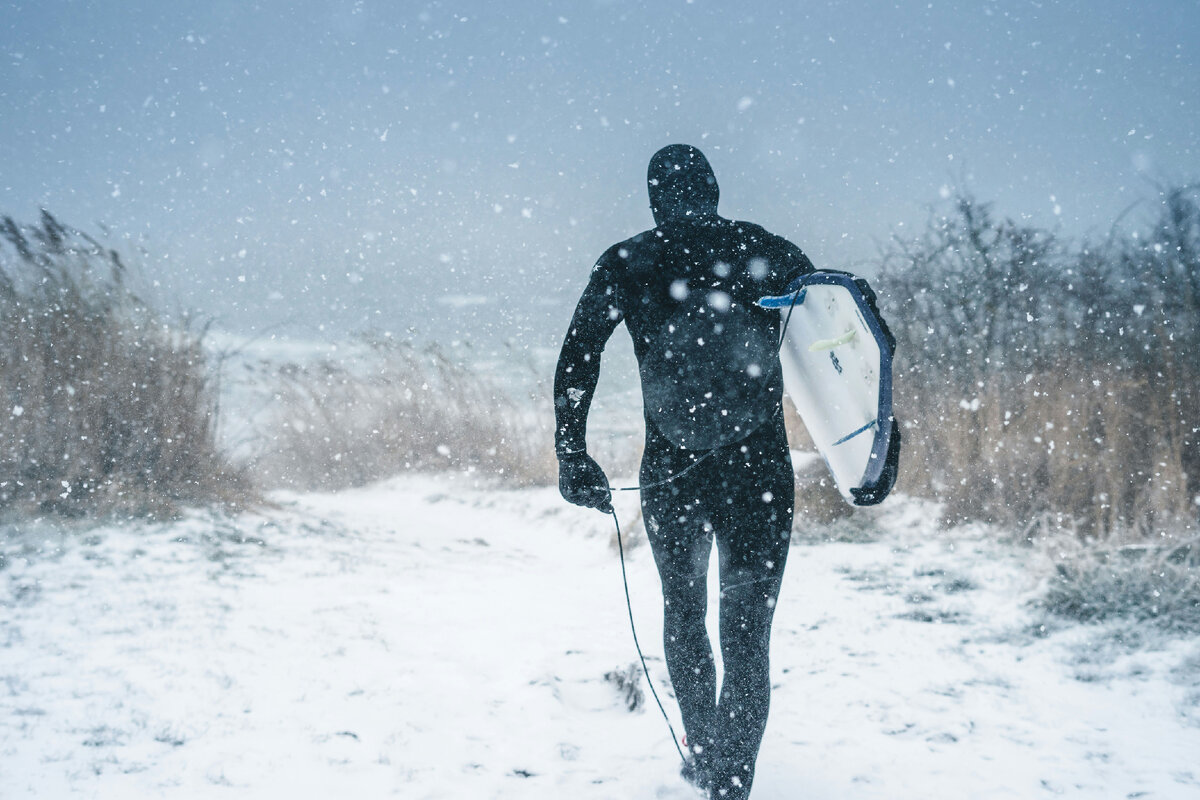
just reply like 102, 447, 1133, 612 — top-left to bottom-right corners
3, 0, 1196, 346
1, 0, 1197, 557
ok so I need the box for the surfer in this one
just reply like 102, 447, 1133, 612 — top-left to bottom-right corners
554, 144, 814, 799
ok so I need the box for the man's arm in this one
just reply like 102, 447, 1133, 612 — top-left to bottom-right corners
776, 236, 817, 288
552, 254, 624, 511
553, 256, 624, 455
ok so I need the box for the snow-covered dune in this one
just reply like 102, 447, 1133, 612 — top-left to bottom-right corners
2, 478, 1198, 798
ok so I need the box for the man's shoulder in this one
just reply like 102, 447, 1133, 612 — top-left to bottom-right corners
730, 218, 812, 263
726, 218, 792, 246
596, 228, 660, 270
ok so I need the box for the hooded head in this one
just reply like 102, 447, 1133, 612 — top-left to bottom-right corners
647, 144, 719, 226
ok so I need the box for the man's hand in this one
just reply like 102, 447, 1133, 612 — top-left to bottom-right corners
557, 452, 613, 513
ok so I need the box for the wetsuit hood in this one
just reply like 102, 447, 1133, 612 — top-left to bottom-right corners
648, 144, 719, 226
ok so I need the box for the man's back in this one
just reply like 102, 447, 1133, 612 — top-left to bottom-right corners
591, 215, 811, 449
595, 215, 808, 352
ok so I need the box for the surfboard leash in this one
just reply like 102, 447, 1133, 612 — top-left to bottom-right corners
609, 507, 689, 764
777, 272, 813, 349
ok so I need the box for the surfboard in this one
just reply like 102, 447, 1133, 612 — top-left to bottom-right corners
758, 272, 897, 506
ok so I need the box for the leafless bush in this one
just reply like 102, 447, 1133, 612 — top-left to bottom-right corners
0, 211, 250, 518
252, 337, 556, 490
604, 663, 645, 713
877, 187, 1200, 541
1039, 534, 1200, 631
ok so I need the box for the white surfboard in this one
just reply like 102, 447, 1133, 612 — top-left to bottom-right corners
759, 272, 896, 505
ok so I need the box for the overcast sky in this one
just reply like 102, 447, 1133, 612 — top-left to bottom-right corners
2, 0, 1197, 347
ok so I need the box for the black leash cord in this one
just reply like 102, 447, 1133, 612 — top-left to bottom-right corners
611, 507, 689, 764
777, 280, 806, 349
599, 275, 811, 767
607, 447, 716, 494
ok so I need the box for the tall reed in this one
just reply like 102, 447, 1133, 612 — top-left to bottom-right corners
252, 336, 557, 490
877, 187, 1199, 542
0, 211, 249, 518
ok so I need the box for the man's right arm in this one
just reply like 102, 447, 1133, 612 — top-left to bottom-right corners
553, 254, 624, 456
552, 253, 624, 511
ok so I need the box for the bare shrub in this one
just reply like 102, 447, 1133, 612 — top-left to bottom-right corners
877, 188, 1200, 541
1039, 535, 1200, 632
0, 212, 250, 518
252, 337, 556, 490
604, 663, 644, 712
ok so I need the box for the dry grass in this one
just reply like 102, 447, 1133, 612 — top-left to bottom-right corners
895, 360, 1196, 541
252, 336, 557, 490
0, 212, 252, 518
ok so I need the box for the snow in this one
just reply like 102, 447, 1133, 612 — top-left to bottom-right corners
2, 478, 1199, 798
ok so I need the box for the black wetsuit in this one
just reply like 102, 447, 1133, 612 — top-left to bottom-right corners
554, 145, 814, 799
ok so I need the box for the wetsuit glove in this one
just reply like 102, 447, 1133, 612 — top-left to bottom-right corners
849, 419, 901, 506
557, 452, 613, 513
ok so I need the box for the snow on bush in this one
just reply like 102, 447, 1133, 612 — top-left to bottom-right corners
1039, 534, 1200, 632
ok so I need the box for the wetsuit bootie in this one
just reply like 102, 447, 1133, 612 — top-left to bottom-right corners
680, 755, 713, 793
680, 733, 715, 793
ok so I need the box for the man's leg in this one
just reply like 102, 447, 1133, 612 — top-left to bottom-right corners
711, 528, 789, 798
710, 427, 794, 799
642, 484, 719, 778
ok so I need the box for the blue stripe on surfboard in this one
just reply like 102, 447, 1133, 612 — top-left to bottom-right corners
832, 419, 877, 446
757, 288, 807, 309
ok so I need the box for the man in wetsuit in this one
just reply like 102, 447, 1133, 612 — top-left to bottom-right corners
554, 144, 814, 799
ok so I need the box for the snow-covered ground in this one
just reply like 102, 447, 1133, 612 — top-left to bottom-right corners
2, 477, 1199, 799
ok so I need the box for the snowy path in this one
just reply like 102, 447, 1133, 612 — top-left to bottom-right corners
2, 476, 1198, 799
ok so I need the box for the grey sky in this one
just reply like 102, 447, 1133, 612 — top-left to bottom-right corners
2, 0, 1197, 347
